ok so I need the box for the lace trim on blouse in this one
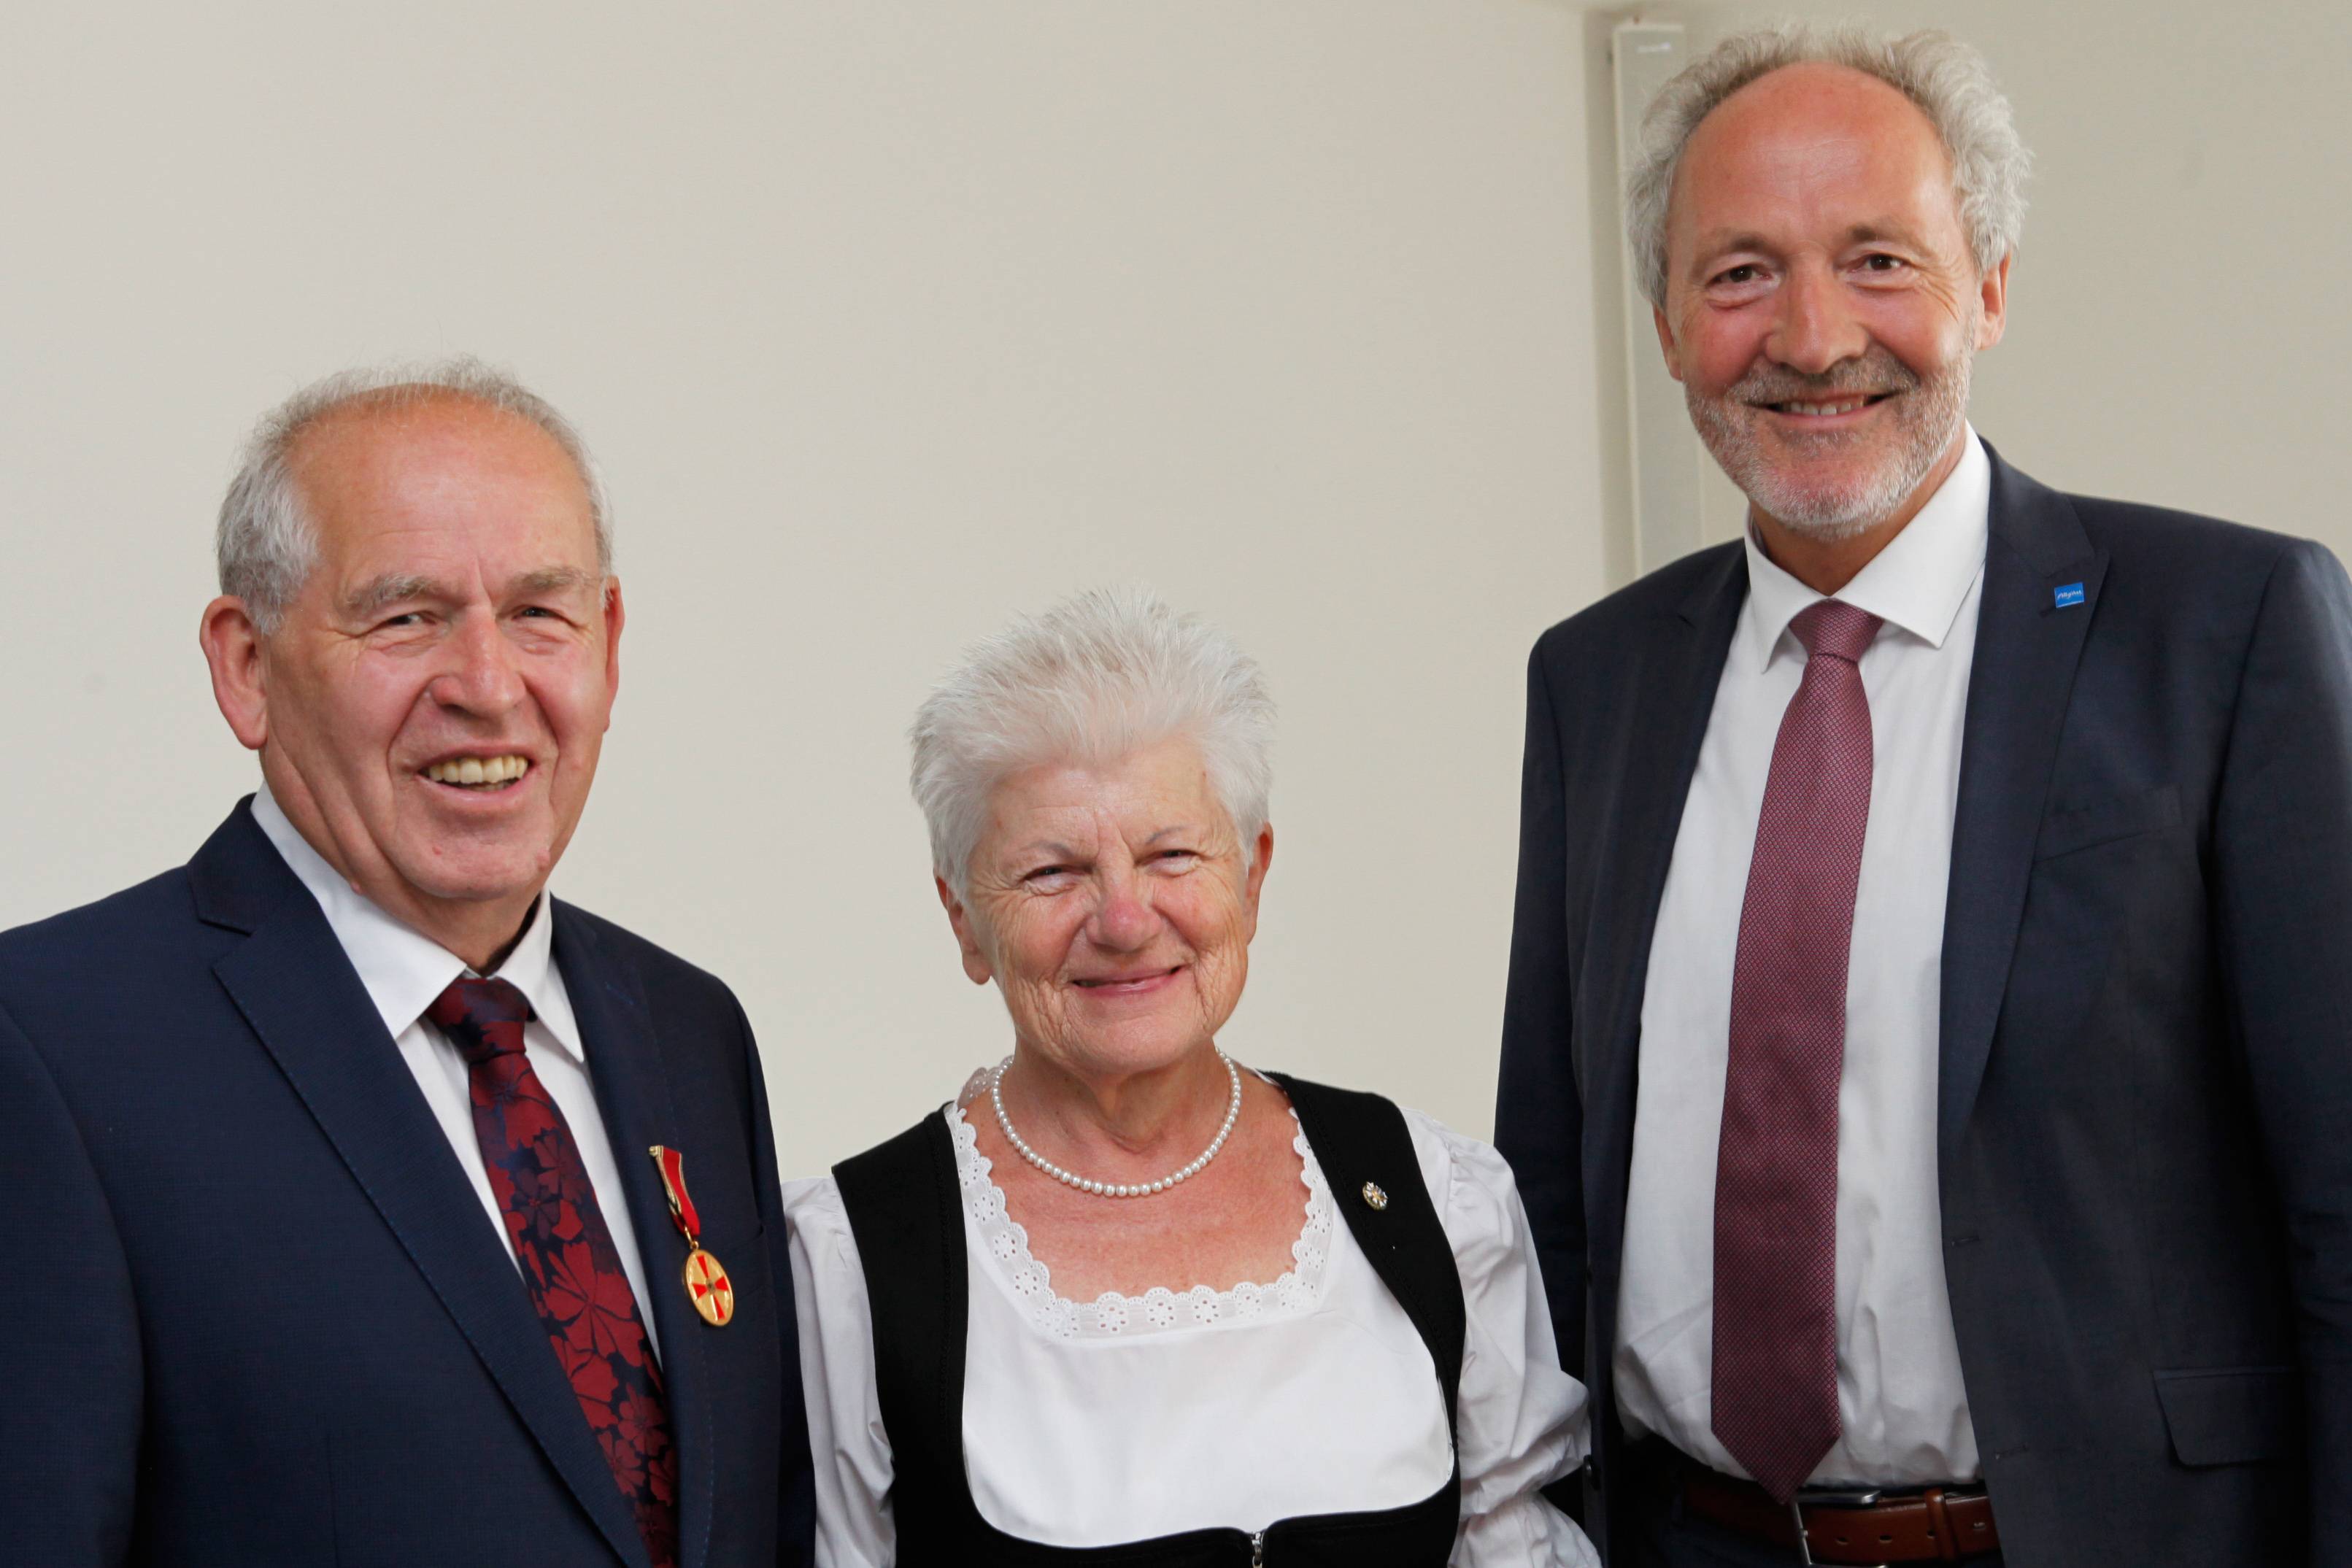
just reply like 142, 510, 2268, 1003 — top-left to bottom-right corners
944, 1099, 1336, 1340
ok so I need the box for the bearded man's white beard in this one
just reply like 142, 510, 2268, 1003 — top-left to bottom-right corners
1687, 342, 1974, 543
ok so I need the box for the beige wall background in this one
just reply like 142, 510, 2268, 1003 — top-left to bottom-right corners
4, 1, 2344, 1173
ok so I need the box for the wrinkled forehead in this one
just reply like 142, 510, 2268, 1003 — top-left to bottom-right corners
980, 741, 1231, 846
1673, 62, 1957, 231
292, 393, 599, 573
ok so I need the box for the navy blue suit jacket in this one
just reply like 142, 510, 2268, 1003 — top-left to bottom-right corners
1495, 449, 2352, 1564
0, 800, 815, 1567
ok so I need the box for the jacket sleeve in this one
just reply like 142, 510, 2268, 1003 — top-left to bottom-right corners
1492, 636, 1587, 1392
2209, 538, 2352, 1561
735, 993, 820, 1568
0, 996, 142, 1566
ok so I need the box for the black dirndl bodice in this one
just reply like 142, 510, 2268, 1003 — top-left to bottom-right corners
830, 1073, 1467, 1567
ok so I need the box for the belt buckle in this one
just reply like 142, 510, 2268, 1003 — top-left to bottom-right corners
1789, 1488, 1886, 1568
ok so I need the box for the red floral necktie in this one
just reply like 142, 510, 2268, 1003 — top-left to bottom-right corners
428, 977, 678, 1568
1711, 599, 1881, 1503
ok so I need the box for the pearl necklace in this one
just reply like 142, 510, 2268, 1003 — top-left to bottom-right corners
989, 1052, 1242, 1199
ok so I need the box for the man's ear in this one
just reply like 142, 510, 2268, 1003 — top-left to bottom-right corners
201, 596, 269, 751
600, 576, 625, 717
1975, 253, 2012, 351
937, 876, 992, 985
1652, 305, 1686, 382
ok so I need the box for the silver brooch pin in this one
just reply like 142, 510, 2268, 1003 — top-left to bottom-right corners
1361, 1181, 1389, 1210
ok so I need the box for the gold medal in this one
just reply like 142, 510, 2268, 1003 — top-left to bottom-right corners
682, 1244, 736, 1326
650, 1144, 734, 1329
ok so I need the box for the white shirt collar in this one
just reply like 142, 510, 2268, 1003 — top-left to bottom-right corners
1738, 425, 1992, 673
249, 781, 584, 1062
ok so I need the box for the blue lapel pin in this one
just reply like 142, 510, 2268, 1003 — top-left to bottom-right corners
2053, 582, 2086, 609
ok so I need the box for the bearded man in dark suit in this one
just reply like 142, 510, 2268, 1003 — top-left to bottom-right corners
0, 362, 814, 1567
1496, 25, 2352, 1567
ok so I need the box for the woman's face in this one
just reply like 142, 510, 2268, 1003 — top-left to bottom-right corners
944, 735, 1271, 1082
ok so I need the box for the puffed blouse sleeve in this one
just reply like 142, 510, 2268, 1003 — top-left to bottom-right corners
782, 1175, 895, 1568
1402, 1111, 1602, 1568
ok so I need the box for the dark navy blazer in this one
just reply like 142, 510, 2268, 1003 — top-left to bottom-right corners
1495, 448, 2352, 1564
0, 800, 815, 1567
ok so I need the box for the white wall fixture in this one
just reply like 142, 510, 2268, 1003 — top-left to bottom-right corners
1611, 19, 1718, 573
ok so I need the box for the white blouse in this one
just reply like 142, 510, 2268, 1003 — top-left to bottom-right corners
784, 1084, 1599, 1567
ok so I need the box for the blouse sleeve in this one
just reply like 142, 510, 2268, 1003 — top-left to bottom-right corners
1402, 1112, 1602, 1568
782, 1175, 898, 1568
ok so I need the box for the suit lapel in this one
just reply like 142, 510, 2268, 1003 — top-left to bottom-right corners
1938, 449, 2107, 1146
200, 811, 653, 1568
1585, 546, 1747, 1279
555, 905, 718, 1568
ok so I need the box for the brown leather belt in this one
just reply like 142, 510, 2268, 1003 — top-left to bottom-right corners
1683, 1467, 2001, 1563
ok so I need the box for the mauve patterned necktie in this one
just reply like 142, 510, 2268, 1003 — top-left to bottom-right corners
1710, 598, 1882, 1503
428, 977, 679, 1568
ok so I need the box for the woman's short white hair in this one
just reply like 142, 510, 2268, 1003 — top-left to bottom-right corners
911, 588, 1276, 899
216, 356, 612, 633
1625, 23, 2031, 309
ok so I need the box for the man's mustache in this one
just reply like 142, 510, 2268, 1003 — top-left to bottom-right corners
1730, 352, 1922, 406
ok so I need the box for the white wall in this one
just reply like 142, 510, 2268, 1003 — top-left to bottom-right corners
3, 2, 2344, 1172
1, 2, 1605, 1166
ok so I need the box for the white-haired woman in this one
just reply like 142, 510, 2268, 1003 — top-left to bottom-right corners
784, 590, 1598, 1567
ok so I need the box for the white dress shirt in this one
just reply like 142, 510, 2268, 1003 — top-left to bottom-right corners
250, 782, 660, 1358
1615, 430, 1992, 1486
785, 1083, 1599, 1567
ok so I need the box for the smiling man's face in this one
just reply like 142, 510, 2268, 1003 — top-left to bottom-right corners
1655, 61, 2008, 543
245, 393, 621, 955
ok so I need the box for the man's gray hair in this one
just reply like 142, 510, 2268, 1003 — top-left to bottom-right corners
215, 357, 613, 633
911, 587, 1276, 900
1625, 23, 2031, 309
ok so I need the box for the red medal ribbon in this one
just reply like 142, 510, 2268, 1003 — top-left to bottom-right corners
649, 1145, 735, 1327
649, 1144, 703, 1241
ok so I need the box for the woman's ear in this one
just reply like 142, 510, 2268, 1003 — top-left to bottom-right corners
1241, 821, 1273, 940
938, 876, 993, 985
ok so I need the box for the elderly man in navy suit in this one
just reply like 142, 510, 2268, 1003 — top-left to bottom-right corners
0, 362, 814, 1567
1497, 24, 2352, 1568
